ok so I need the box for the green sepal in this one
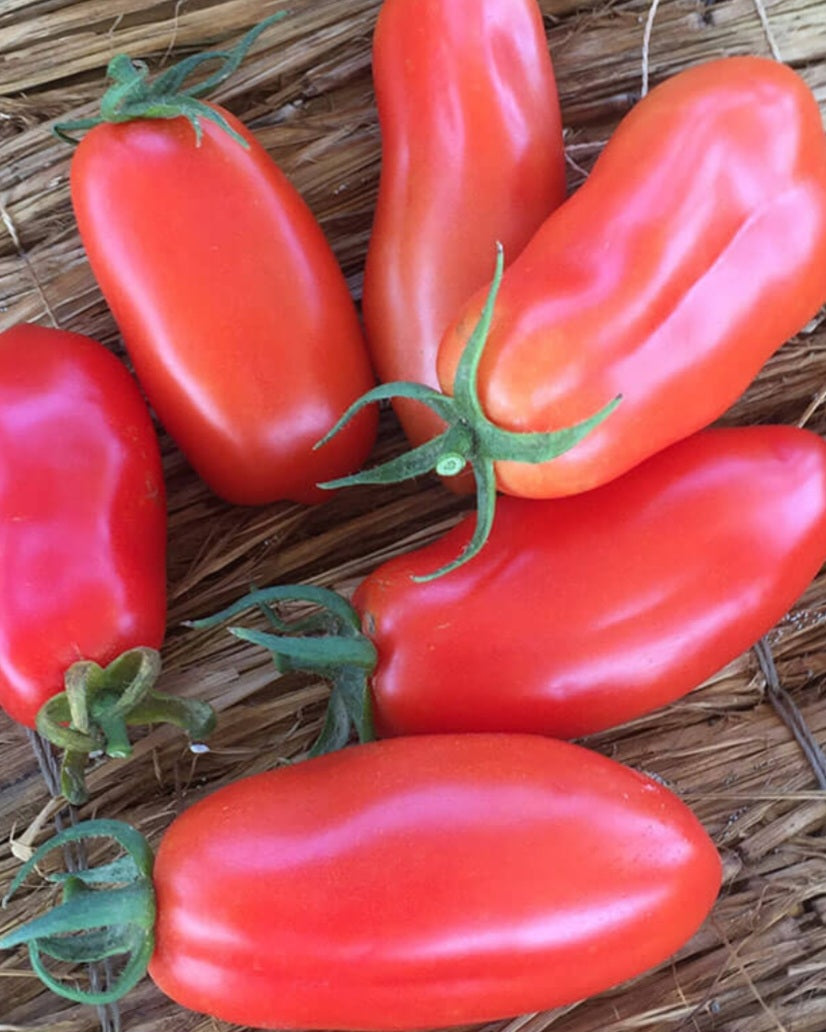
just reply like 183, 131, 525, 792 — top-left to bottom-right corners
314, 243, 622, 580
53, 117, 100, 144
53, 12, 288, 146
125, 690, 216, 740
35, 647, 216, 806
308, 664, 374, 756
187, 584, 362, 634
315, 383, 457, 454
0, 819, 155, 1007
190, 585, 376, 755
37, 925, 138, 965
310, 681, 352, 755
28, 930, 154, 1006
48, 856, 141, 886
230, 626, 377, 671
256, 597, 336, 670
0, 884, 149, 947
1, 820, 152, 907
318, 426, 470, 490
411, 456, 496, 584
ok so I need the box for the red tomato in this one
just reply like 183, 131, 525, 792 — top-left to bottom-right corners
359, 426, 826, 738
149, 735, 721, 1029
0, 324, 166, 728
363, 0, 566, 451
71, 104, 377, 505
436, 57, 826, 498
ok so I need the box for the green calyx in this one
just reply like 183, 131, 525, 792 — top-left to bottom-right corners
316, 244, 622, 581
0, 819, 155, 1006
53, 12, 288, 146
187, 585, 376, 755
36, 647, 216, 807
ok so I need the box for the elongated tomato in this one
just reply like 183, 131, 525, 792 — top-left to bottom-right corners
439, 57, 826, 497
149, 735, 721, 1029
71, 106, 377, 505
0, 324, 166, 728
357, 426, 826, 738
363, 0, 565, 449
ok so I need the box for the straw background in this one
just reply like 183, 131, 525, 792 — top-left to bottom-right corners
2, 0, 826, 1029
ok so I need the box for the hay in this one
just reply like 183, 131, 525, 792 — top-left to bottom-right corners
2, 0, 826, 1029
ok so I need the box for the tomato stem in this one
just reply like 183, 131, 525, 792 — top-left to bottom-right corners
36, 647, 216, 805
0, 820, 155, 1006
188, 585, 375, 754
316, 244, 621, 580
53, 13, 288, 146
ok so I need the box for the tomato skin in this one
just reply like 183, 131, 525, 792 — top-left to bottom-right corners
71, 106, 377, 506
0, 325, 166, 728
149, 734, 721, 1030
439, 57, 826, 497
355, 426, 826, 739
363, 0, 565, 450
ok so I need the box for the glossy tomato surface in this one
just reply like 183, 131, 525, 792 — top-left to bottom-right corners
71, 106, 376, 506
149, 734, 721, 1030
0, 325, 166, 728
439, 57, 826, 497
363, 0, 565, 450
355, 426, 826, 738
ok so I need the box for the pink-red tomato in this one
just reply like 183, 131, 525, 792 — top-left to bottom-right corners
71, 105, 376, 505
363, 0, 565, 451
0, 324, 166, 728
356, 426, 826, 738
149, 734, 721, 1029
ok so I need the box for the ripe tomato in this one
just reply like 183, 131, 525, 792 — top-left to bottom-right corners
359, 426, 826, 737
210, 425, 826, 745
0, 324, 166, 728
146, 735, 720, 1028
437, 56, 826, 498
363, 0, 565, 452
70, 70, 376, 505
